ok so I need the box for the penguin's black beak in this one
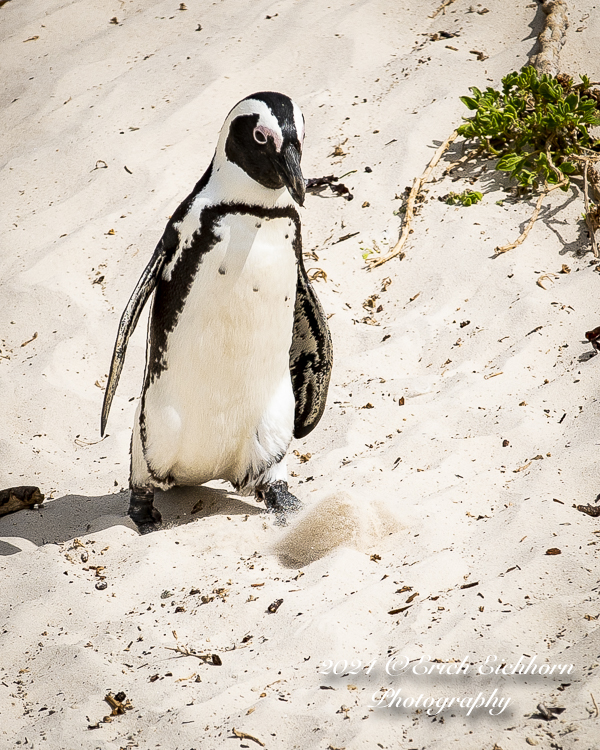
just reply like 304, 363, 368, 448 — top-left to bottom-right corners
277, 142, 305, 206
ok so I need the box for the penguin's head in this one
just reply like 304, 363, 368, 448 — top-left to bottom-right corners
220, 92, 306, 206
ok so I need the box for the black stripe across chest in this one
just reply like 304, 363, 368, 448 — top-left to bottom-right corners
147, 202, 301, 382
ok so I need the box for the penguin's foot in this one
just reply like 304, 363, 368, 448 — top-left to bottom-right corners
129, 486, 161, 534
257, 480, 303, 526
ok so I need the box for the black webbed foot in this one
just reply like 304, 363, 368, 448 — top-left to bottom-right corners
256, 480, 303, 526
129, 486, 162, 534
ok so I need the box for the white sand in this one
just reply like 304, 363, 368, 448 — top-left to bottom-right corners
2, 0, 600, 747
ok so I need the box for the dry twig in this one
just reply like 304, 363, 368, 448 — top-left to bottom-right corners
494, 182, 565, 254
232, 728, 266, 747
494, 190, 547, 254
165, 645, 222, 665
368, 130, 458, 268
429, 0, 457, 18
536, 272, 559, 289
587, 157, 600, 202
583, 159, 599, 257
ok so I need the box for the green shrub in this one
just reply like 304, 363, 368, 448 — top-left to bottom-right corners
457, 67, 600, 191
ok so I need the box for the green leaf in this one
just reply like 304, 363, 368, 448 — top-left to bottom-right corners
496, 154, 524, 171
539, 81, 560, 101
536, 152, 549, 167
565, 93, 579, 110
578, 99, 596, 112
558, 161, 577, 174
460, 96, 479, 111
444, 190, 483, 207
519, 169, 536, 186
465, 191, 483, 204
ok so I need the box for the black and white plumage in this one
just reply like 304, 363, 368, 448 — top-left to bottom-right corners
101, 92, 332, 533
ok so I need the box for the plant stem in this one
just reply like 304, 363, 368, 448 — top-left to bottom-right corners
494, 182, 564, 254
494, 191, 547, 254
583, 159, 599, 258
570, 152, 600, 202
368, 130, 458, 269
429, 0, 457, 19
545, 137, 563, 184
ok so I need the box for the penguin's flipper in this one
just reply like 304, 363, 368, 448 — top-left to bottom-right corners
100, 234, 173, 435
290, 266, 333, 439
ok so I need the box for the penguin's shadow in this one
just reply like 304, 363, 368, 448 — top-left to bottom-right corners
0, 490, 132, 552
0, 484, 262, 555
155, 484, 263, 525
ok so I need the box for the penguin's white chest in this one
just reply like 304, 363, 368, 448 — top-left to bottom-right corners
141, 211, 298, 488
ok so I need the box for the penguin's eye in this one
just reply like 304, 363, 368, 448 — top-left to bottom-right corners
253, 127, 268, 145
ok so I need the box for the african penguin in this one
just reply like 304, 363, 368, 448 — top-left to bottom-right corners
101, 91, 333, 534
